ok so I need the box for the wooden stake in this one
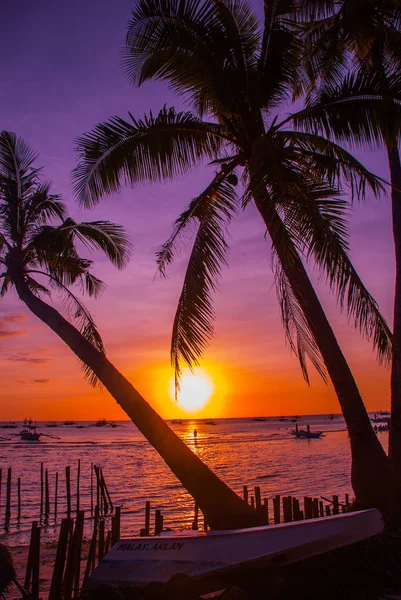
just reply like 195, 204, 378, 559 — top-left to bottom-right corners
243, 485, 248, 504
40, 462, 44, 518
145, 500, 150, 536
192, 501, 199, 530
25, 521, 38, 590
49, 518, 70, 600
5, 466, 11, 521
17, 478, 21, 521
84, 518, 98, 582
90, 463, 93, 517
104, 530, 111, 554
98, 519, 105, 563
76, 459, 81, 516
65, 466, 71, 518
254, 486, 261, 510
273, 495, 280, 524
45, 468, 50, 517
54, 472, 59, 520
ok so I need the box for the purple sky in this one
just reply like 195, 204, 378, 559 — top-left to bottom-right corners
0, 0, 395, 419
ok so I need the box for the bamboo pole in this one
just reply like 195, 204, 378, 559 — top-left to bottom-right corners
104, 530, 111, 554
101, 470, 113, 513
145, 500, 150, 536
25, 521, 38, 591
65, 466, 71, 518
31, 522, 41, 599
99, 468, 109, 515
113, 506, 121, 544
17, 477, 21, 521
192, 501, 199, 530
84, 517, 98, 583
40, 462, 44, 518
54, 472, 59, 520
49, 518, 70, 600
155, 509, 163, 535
76, 459, 81, 516
5, 466, 11, 521
273, 495, 280, 524
98, 519, 105, 563
90, 463, 93, 517
73, 511, 85, 598
45, 468, 50, 518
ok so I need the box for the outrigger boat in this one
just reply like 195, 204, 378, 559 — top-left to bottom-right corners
85, 509, 383, 593
290, 425, 323, 439
20, 419, 41, 441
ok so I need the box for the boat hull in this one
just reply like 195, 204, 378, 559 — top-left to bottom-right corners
85, 509, 383, 591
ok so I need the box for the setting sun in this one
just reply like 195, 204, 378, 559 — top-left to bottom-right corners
169, 368, 214, 413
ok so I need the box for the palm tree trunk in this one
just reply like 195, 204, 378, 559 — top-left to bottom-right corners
388, 145, 401, 473
252, 186, 398, 516
11, 268, 263, 530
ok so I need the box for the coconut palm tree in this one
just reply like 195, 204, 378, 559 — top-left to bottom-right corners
295, 0, 401, 471
73, 0, 401, 513
0, 130, 262, 530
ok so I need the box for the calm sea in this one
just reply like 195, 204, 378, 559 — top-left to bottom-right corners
0, 414, 388, 545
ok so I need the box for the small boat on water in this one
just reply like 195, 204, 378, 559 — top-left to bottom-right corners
171, 419, 183, 425
63, 420, 75, 425
85, 509, 383, 592
20, 419, 41, 441
204, 420, 217, 426
252, 417, 266, 422
290, 426, 323, 439
46, 421, 57, 428
0, 420, 17, 429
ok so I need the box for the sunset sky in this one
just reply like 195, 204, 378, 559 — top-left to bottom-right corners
0, 0, 395, 420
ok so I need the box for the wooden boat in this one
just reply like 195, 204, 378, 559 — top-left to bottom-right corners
20, 419, 41, 441
171, 419, 183, 425
0, 421, 17, 429
46, 421, 57, 428
204, 420, 217, 426
290, 429, 323, 439
252, 417, 266, 422
63, 420, 75, 425
85, 510, 383, 592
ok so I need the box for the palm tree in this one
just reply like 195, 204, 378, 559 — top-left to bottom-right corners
73, 0, 401, 514
0, 130, 262, 530
295, 0, 401, 472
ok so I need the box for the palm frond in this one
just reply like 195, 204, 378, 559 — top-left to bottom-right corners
273, 254, 327, 383
156, 167, 239, 276
291, 71, 401, 149
28, 269, 105, 387
281, 184, 393, 363
169, 177, 237, 395
274, 128, 385, 201
60, 219, 131, 269
73, 107, 225, 207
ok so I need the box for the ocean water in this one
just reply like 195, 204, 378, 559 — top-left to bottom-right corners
0, 414, 388, 545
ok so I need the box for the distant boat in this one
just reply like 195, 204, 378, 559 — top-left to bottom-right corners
20, 419, 41, 441
0, 420, 17, 429
204, 420, 217, 426
63, 420, 75, 425
252, 417, 266, 422
85, 509, 383, 591
171, 419, 183, 425
93, 419, 108, 427
290, 428, 323, 439
76, 425, 85, 429
46, 421, 57, 428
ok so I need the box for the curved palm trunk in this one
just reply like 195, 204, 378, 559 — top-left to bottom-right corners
251, 183, 398, 516
11, 269, 262, 530
388, 145, 401, 473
